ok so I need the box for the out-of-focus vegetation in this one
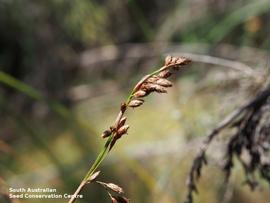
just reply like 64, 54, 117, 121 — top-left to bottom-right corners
0, 0, 270, 203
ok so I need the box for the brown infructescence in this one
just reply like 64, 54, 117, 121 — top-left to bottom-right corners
69, 55, 191, 203
106, 55, 191, 151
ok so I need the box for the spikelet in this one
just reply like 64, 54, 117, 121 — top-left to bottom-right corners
141, 83, 167, 93
87, 171, 100, 183
146, 76, 159, 83
108, 193, 129, 203
116, 125, 129, 137
158, 69, 172, 78
101, 129, 112, 138
133, 90, 147, 98
96, 181, 124, 194
128, 99, 144, 107
155, 78, 173, 87
118, 117, 127, 128
165, 55, 191, 66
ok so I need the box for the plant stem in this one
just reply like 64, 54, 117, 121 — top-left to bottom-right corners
69, 66, 166, 203
68, 136, 113, 203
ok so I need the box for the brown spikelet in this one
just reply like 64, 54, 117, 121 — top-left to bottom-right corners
146, 76, 159, 83
142, 83, 167, 93
106, 183, 124, 194
165, 55, 173, 66
97, 181, 124, 194
165, 55, 191, 66
87, 171, 100, 183
128, 99, 144, 107
120, 103, 127, 112
101, 129, 112, 138
158, 70, 172, 78
154, 85, 167, 93
118, 117, 127, 128
116, 125, 129, 137
155, 78, 173, 87
133, 90, 147, 98
108, 193, 129, 203
109, 125, 129, 151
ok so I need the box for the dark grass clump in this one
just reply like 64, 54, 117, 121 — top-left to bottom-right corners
185, 82, 270, 203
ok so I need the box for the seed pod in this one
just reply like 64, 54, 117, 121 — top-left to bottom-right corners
118, 117, 127, 128
155, 78, 172, 87
101, 129, 112, 138
117, 125, 129, 137
133, 90, 147, 98
158, 70, 172, 78
128, 99, 144, 108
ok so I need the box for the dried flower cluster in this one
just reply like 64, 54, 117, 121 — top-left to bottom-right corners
184, 83, 270, 203
69, 55, 191, 203
101, 55, 191, 151
129, 55, 191, 107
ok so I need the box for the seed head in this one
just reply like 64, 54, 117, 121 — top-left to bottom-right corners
128, 99, 144, 108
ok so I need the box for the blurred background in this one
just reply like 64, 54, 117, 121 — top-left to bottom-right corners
0, 0, 270, 202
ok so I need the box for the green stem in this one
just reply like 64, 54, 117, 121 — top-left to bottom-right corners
83, 135, 113, 181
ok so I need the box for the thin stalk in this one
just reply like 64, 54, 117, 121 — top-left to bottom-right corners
69, 64, 171, 203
